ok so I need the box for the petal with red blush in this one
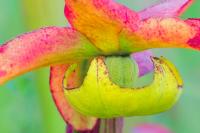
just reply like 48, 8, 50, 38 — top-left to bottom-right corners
50, 64, 97, 131
64, 0, 139, 53
0, 27, 99, 84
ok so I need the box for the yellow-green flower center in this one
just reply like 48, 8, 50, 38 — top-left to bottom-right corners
62, 56, 182, 118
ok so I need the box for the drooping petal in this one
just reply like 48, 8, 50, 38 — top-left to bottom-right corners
64, 0, 139, 53
132, 50, 153, 76
119, 18, 200, 52
64, 56, 182, 118
50, 64, 97, 131
133, 123, 172, 133
0, 27, 99, 84
139, 0, 193, 19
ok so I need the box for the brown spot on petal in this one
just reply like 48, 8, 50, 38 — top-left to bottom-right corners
178, 85, 183, 89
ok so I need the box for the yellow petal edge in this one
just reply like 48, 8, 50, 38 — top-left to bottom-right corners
64, 56, 183, 118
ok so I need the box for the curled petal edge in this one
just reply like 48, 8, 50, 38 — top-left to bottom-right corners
50, 64, 97, 131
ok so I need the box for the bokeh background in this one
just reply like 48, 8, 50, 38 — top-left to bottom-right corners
0, 0, 200, 133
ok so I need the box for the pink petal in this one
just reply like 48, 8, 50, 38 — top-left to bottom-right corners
50, 65, 97, 131
0, 27, 98, 84
133, 123, 172, 133
132, 50, 153, 77
120, 18, 200, 51
64, 0, 139, 53
139, 0, 193, 19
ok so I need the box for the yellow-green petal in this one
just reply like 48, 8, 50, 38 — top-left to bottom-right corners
64, 56, 182, 118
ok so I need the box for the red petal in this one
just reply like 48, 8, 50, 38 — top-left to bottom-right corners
0, 27, 98, 84
139, 0, 193, 19
120, 18, 200, 51
50, 65, 97, 131
186, 18, 200, 49
64, 0, 139, 53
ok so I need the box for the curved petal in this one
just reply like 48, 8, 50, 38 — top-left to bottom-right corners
132, 50, 154, 77
64, 57, 182, 118
0, 27, 99, 84
119, 18, 200, 52
139, 0, 193, 19
64, 0, 139, 53
50, 64, 97, 131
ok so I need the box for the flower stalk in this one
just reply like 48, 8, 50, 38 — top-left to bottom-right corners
66, 118, 123, 133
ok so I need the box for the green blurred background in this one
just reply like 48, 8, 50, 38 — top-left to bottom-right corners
0, 0, 200, 133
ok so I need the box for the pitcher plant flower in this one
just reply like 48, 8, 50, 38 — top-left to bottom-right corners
0, 0, 200, 132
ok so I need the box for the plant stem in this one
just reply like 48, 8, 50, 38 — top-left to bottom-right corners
66, 118, 123, 133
